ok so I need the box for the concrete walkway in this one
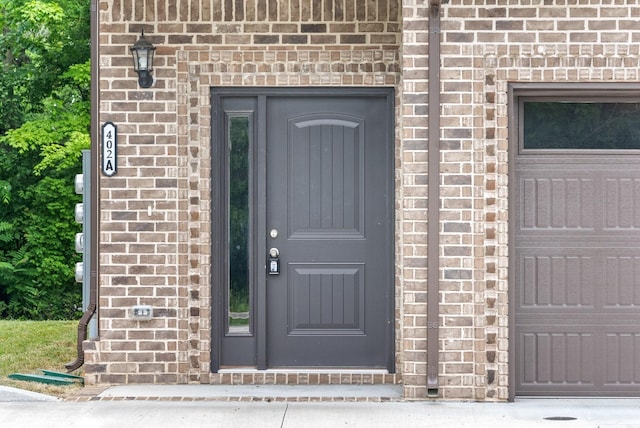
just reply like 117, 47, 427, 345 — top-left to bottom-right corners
1, 385, 640, 427
0, 385, 60, 402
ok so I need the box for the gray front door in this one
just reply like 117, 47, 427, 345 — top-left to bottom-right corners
265, 94, 393, 368
212, 88, 394, 370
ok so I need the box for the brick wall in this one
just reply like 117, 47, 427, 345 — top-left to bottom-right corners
87, 0, 405, 387
401, 0, 640, 400
435, 1, 640, 401
87, 0, 640, 400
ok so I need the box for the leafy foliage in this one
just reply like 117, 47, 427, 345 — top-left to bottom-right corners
3, 63, 91, 174
0, 0, 89, 134
0, 0, 89, 319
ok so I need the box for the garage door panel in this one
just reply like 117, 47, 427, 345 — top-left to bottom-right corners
605, 333, 640, 385
604, 256, 640, 307
604, 178, 640, 229
518, 327, 640, 394
519, 170, 640, 235
518, 250, 640, 312
519, 175, 595, 231
519, 252, 597, 309
519, 330, 596, 387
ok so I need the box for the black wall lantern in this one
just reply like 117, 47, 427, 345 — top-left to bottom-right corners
130, 31, 156, 88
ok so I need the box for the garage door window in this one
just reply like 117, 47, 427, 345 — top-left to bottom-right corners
523, 101, 640, 150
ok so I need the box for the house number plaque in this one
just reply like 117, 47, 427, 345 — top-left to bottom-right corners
101, 122, 117, 176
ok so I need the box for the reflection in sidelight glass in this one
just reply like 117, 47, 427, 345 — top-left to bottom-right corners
228, 116, 250, 333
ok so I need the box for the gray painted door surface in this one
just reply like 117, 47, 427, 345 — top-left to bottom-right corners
213, 88, 394, 370
265, 94, 393, 368
515, 155, 640, 396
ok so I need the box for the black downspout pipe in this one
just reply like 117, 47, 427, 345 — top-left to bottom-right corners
66, 0, 99, 372
426, 0, 442, 398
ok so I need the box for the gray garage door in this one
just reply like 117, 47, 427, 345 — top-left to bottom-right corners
514, 98, 640, 396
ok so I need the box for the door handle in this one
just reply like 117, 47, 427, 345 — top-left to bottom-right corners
268, 248, 280, 275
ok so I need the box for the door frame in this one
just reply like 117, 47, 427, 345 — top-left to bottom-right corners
210, 87, 396, 372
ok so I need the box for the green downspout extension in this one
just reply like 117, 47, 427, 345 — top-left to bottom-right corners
9, 370, 84, 386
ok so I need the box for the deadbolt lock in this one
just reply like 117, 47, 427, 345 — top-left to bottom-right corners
268, 248, 280, 275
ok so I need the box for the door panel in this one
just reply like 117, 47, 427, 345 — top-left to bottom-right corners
266, 95, 393, 368
288, 116, 364, 236
288, 264, 364, 333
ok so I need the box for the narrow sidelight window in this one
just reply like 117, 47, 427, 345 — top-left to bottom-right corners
227, 115, 251, 334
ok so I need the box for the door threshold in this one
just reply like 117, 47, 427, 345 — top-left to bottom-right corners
213, 368, 399, 388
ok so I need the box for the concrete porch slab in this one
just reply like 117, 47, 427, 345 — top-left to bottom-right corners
96, 384, 403, 401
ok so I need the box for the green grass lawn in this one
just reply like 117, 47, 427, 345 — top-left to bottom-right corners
0, 320, 83, 397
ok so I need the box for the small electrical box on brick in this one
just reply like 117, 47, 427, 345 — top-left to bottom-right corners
131, 305, 153, 320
